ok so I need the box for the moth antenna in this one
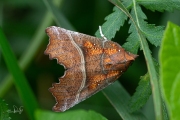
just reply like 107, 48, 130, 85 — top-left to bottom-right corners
99, 26, 107, 40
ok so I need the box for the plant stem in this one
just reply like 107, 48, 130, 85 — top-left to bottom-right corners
109, 0, 163, 119
132, 1, 162, 119
138, 33, 162, 120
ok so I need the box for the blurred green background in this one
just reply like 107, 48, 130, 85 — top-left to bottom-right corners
0, 0, 180, 119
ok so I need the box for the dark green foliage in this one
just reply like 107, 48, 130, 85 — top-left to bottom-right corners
138, 0, 180, 12
129, 73, 151, 112
0, 98, 10, 120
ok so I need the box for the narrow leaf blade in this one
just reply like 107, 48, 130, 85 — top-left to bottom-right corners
0, 27, 38, 120
103, 81, 148, 120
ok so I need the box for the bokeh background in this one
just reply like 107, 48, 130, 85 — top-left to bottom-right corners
0, 0, 180, 119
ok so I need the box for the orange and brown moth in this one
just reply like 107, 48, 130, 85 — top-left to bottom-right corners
44, 26, 137, 112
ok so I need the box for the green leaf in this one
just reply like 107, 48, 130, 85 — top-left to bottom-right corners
129, 73, 152, 112
129, 58, 161, 113
35, 109, 107, 120
95, 6, 127, 40
115, 1, 164, 54
138, 0, 180, 12
171, 72, 180, 119
121, 3, 142, 53
160, 22, 180, 120
141, 22, 164, 47
130, 4, 164, 47
122, 21, 140, 54
0, 27, 38, 120
0, 98, 10, 120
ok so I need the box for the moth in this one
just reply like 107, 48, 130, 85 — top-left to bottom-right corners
44, 26, 137, 112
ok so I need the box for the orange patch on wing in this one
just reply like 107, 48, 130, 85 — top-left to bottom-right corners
107, 71, 119, 78
104, 48, 117, 55
89, 74, 106, 89
84, 41, 93, 48
104, 58, 111, 63
90, 48, 103, 55
84, 41, 103, 55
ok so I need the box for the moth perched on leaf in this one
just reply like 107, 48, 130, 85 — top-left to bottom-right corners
44, 26, 137, 112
